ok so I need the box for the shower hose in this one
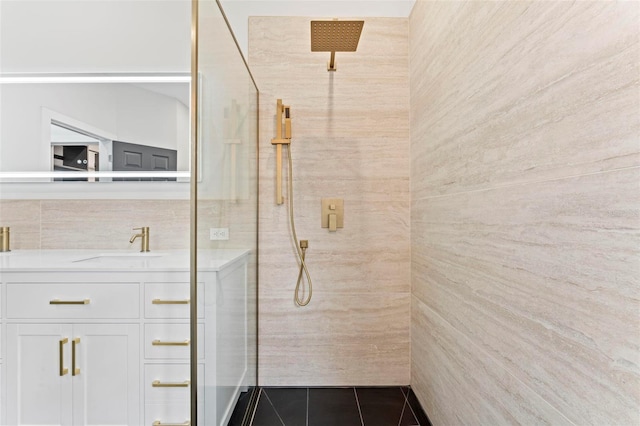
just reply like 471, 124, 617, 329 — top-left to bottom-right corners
286, 145, 313, 306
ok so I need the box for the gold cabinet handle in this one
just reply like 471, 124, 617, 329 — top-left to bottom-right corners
152, 380, 190, 388
152, 299, 190, 305
72, 338, 81, 376
59, 338, 69, 376
152, 339, 190, 346
50, 299, 90, 305
152, 421, 190, 426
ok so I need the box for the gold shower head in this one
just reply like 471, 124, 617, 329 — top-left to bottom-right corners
311, 20, 364, 71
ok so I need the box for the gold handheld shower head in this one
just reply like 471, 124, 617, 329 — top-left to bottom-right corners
311, 20, 364, 71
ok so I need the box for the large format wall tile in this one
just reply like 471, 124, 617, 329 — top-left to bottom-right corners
0, 200, 41, 249
0, 198, 254, 252
412, 168, 640, 424
410, 0, 640, 424
412, 297, 573, 425
40, 200, 190, 250
410, 1, 639, 199
250, 17, 410, 385
260, 293, 410, 386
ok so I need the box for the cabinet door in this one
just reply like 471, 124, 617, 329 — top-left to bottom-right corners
6, 323, 73, 426
71, 324, 140, 426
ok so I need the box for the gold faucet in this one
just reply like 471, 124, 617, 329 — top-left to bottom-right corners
129, 227, 150, 252
0, 227, 10, 252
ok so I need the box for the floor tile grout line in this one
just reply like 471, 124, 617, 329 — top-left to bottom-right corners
263, 389, 286, 426
398, 391, 409, 426
353, 387, 365, 426
403, 387, 422, 426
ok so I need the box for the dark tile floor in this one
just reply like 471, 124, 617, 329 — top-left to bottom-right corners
233, 386, 431, 426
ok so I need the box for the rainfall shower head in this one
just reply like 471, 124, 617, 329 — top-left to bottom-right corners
310, 20, 364, 71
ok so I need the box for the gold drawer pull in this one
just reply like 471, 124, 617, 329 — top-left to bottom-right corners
152, 339, 190, 346
50, 299, 90, 305
152, 299, 190, 305
152, 380, 190, 388
59, 338, 68, 376
152, 421, 190, 426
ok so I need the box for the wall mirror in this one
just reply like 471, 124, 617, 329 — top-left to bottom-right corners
0, 74, 191, 183
0, 0, 197, 199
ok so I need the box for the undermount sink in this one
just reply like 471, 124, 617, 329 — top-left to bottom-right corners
73, 252, 167, 263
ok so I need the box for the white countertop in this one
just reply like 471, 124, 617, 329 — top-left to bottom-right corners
0, 249, 250, 272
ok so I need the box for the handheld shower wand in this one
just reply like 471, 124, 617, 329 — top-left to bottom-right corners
272, 99, 313, 306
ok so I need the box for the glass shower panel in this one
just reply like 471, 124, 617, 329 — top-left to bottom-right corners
194, 1, 258, 425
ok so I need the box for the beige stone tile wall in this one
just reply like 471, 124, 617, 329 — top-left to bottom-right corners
0, 200, 41, 249
409, 1, 640, 424
0, 198, 257, 251
249, 17, 411, 386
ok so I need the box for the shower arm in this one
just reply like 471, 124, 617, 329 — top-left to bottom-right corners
271, 99, 291, 205
328, 51, 336, 72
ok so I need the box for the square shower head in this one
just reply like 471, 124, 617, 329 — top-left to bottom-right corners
310, 20, 364, 52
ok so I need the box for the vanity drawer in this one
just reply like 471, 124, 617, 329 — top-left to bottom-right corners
145, 364, 203, 426
145, 403, 189, 426
144, 323, 204, 360
144, 364, 190, 403
144, 283, 204, 319
6, 283, 139, 319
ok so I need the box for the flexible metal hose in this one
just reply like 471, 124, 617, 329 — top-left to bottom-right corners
286, 145, 312, 306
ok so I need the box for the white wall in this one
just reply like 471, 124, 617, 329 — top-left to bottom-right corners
0, 0, 190, 73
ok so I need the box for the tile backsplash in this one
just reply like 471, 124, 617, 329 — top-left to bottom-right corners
0, 198, 256, 251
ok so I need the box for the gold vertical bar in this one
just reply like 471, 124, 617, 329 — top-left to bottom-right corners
59, 338, 68, 376
190, 0, 199, 425
275, 99, 282, 139
276, 144, 283, 205
72, 337, 80, 376
230, 144, 237, 200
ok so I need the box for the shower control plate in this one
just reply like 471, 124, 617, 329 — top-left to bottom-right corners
321, 198, 344, 231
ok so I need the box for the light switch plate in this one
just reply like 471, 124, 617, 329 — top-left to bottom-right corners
321, 198, 344, 229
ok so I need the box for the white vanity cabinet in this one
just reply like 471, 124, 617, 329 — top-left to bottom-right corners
3, 274, 142, 426
0, 249, 250, 426
6, 323, 139, 426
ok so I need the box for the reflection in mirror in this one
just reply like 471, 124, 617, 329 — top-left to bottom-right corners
0, 74, 190, 182
51, 122, 101, 182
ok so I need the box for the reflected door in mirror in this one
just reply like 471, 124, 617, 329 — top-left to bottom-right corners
112, 141, 177, 181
